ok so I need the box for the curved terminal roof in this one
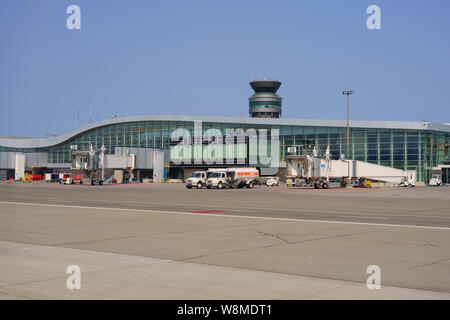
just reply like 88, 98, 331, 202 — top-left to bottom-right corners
1, 114, 449, 149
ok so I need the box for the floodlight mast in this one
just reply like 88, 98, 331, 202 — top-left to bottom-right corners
342, 90, 354, 160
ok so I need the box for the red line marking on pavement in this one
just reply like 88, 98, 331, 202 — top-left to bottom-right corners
191, 210, 229, 213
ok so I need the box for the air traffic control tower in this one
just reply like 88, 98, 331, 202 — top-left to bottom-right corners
249, 79, 282, 118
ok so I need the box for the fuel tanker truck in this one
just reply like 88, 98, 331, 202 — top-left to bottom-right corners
204, 167, 259, 189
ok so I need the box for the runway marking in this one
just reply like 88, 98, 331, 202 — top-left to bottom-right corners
1, 201, 450, 231
339, 216, 388, 220
191, 210, 229, 213
0, 196, 414, 216
6, 196, 450, 219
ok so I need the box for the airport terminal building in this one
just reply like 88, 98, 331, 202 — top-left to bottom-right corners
1, 81, 449, 183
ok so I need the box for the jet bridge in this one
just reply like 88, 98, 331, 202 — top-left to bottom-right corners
286, 146, 415, 186
71, 144, 135, 184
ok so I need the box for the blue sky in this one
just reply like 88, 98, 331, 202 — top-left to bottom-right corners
1, 0, 449, 137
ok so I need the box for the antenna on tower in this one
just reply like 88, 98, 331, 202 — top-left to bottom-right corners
89, 105, 92, 123
44, 117, 47, 137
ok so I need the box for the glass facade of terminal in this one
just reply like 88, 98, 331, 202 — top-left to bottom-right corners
1, 120, 449, 182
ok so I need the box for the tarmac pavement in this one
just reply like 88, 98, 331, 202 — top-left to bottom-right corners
0, 182, 449, 299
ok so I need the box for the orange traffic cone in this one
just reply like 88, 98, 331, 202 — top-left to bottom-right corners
9, 178, 12, 184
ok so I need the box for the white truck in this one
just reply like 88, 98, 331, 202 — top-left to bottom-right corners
429, 175, 442, 186
206, 167, 259, 189
186, 171, 208, 189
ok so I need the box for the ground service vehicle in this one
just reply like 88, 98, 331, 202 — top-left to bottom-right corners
186, 171, 208, 189
45, 173, 62, 183
398, 176, 415, 187
429, 175, 442, 186
265, 177, 280, 186
206, 167, 259, 189
60, 173, 84, 184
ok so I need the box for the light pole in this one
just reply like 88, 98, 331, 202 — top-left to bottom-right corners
342, 90, 354, 160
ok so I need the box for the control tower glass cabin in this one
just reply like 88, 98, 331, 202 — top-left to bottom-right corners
249, 80, 282, 118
